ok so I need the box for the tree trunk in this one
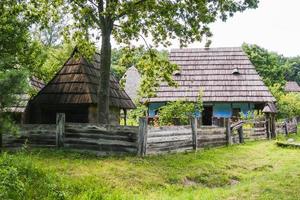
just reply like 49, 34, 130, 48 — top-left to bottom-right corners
97, 29, 112, 124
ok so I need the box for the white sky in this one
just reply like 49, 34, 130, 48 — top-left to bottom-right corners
112, 0, 300, 57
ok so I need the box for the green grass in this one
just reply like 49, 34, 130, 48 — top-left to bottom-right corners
1, 139, 300, 200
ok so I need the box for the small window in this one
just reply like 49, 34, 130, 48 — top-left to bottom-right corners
174, 70, 181, 76
232, 68, 240, 75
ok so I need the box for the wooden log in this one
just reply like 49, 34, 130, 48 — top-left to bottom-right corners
65, 132, 137, 142
56, 113, 65, 148
238, 127, 244, 143
225, 118, 232, 145
147, 135, 192, 143
138, 117, 146, 156
147, 129, 192, 138
191, 117, 197, 151
64, 138, 137, 147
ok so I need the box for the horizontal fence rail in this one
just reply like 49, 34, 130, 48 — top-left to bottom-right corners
1, 114, 298, 156
146, 126, 193, 155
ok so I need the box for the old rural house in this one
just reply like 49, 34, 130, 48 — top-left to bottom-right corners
25, 49, 135, 124
147, 47, 276, 125
284, 81, 300, 93
123, 66, 141, 101
6, 77, 44, 123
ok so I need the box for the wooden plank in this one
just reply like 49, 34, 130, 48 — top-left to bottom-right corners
147, 135, 192, 143
64, 138, 136, 147
191, 117, 197, 150
138, 117, 146, 156
225, 118, 232, 145
65, 132, 136, 142
147, 140, 193, 149
147, 129, 192, 137
148, 125, 191, 132
146, 147, 193, 155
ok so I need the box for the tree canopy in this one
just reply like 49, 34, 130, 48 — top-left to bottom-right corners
0, 0, 42, 133
36, 0, 259, 124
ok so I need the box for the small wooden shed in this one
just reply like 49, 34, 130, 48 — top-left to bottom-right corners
25, 49, 135, 124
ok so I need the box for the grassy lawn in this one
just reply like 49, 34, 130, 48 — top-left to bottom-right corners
1, 137, 300, 200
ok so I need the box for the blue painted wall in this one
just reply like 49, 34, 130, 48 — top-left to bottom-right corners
148, 102, 166, 117
148, 102, 255, 118
213, 103, 254, 117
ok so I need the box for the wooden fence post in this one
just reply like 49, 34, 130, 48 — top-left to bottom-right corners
238, 127, 244, 143
191, 117, 198, 151
284, 121, 288, 135
0, 133, 2, 153
138, 117, 148, 156
265, 115, 271, 140
56, 113, 65, 148
225, 118, 232, 146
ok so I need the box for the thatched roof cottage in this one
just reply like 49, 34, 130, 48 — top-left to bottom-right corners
147, 47, 275, 125
25, 49, 135, 124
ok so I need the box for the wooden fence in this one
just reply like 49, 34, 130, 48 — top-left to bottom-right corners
146, 126, 193, 155
197, 127, 227, 148
243, 120, 268, 140
276, 118, 298, 135
2, 124, 56, 149
2, 114, 298, 156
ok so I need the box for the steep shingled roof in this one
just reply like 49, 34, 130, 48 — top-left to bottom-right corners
6, 77, 45, 113
284, 81, 300, 92
31, 50, 135, 109
149, 47, 275, 103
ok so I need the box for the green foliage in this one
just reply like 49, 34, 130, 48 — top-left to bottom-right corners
268, 83, 300, 118
0, 0, 47, 132
242, 43, 291, 88
0, 153, 65, 200
239, 110, 265, 121
158, 101, 195, 125
277, 93, 300, 118
159, 91, 203, 125
127, 103, 148, 126
36, 0, 258, 122
38, 43, 74, 82
0, 71, 28, 134
3, 140, 300, 199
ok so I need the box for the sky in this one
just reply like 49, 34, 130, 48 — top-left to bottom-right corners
113, 0, 300, 57
191, 0, 300, 57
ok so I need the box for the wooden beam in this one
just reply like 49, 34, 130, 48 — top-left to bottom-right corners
138, 117, 147, 156
225, 118, 232, 145
191, 117, 198, 150
123, 109, 127, 126
56, 113, 65, 148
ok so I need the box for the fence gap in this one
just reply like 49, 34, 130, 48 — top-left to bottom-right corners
56, 113, 65, 148
191, 117, 198, 151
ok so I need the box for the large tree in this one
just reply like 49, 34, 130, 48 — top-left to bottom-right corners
43, 0, 258, 124
0, 0, 41, 133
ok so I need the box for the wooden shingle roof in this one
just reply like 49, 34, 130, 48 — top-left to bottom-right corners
31, 50, 135, 109
284, 81, 300, 92
149, 47, 275, 103
7, 77, 45, 113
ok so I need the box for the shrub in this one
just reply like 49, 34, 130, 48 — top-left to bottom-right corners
158, 93, 203, 126
0, 152, 65, 200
